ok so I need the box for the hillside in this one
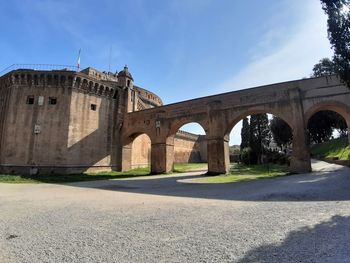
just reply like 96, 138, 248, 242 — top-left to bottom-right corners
311, 137, 350, 160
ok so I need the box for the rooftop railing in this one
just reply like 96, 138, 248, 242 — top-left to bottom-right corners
0, 64, 78, 76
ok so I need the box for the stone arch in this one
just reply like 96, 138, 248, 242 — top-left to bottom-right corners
121, 131, 153, 172
105, 87, 110, 96
20, 74, 26, 85
60, 75, 66, 86
167, 117, 209, 139
81, 78, 88, 90
88, 81, 94, 92
99, 85, 104, 95
33, 74, 38, 85
94, 83, 99, 93
224, 107, 293, 139
47, 75, 53, 85
305, 101, 350, 144
304, 101, 350, 128
74, 77, 81, 88
113, 89, 118, 99
27, 74, 33, 86
53, 75, 59, 86
67, 76, 74, 86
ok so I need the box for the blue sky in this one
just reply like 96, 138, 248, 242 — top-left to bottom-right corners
0, 0, 332, 144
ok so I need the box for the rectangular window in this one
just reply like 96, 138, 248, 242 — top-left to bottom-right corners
90, 104, 97, 111
26, 95, 34, 104
49, 97, 57, 105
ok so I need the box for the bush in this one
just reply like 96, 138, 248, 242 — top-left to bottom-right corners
240, 147, 258, 165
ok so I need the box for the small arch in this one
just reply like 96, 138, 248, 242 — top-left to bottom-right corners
47, 75, 53, 85
105, 87, 110, 96
20, 74, 26, 85
60, 75, 66, 86
88, 81, 94, 92
67, 76, 74, 86
113, 89, 118, 99
27, 74, 32, 86
53, 75, 59, 86
75, 77, 81, 88
33, 75, 39, 85
81, 79, 88, 90
94, 83, 99, 93
99, 85, 104, 95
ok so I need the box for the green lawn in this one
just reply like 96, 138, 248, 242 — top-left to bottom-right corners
311, 137, 350, 160
173, 163, 208, 173
198, 163, 288, 184
0, 163, 209, 184
0, 167, 151, 184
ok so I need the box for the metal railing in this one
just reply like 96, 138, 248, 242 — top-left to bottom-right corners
0, 64, 78, 76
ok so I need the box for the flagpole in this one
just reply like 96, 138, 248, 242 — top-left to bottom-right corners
77, 49, 81, 71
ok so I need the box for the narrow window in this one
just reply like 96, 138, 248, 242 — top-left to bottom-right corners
49, 97, 57, 105
26, 95, 34, 104
90, 104, 97, 111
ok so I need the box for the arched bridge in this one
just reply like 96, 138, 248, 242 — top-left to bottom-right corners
120, 75, 350, 174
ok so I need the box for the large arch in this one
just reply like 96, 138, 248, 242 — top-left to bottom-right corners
121, 131, 152, 172
305, 101, 350, 131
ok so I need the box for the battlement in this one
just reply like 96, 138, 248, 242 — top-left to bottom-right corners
0, 69, 120, 100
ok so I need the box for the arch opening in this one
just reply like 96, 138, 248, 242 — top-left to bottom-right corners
122, 133, 152, 172
228, 113, 293, 170
172, 122, 208, 173
307, 110, 349, 161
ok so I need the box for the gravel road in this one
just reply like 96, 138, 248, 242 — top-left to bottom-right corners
0, 160, 350, 263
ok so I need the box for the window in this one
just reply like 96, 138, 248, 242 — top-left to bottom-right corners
49, 97, 57, 105
26, 95, 34, 104
90, 104, 97, 111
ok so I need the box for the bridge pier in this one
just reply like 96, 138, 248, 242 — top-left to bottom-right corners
207, 137, 230, 175
121, 145, 132, 171
290, 128, 312, 174
151, 143, 174, 174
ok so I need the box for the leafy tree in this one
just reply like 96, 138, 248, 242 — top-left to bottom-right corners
320, 0, 350, 87
311, 58, 338, 77
240, 117, 250, 151
249, 114, 271, 164
270, 117, 293, 148
307, 110, 347, 143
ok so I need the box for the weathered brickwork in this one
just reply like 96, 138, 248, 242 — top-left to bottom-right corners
0, 66, 205, 174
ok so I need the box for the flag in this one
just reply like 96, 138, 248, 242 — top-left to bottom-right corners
77, 49, 81, 71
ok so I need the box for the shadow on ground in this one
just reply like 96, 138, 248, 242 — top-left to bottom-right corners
64, 165, 350, 202
237, 215, 350, 263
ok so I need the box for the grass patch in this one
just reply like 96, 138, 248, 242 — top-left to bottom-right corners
0, 163, 208, 184
199, 163, 288, 184
0, 167, 151, 184
311, 137, 350, 160
173, 163, 208, 173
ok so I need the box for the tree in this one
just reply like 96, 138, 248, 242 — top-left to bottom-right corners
308, 111, 337, 143
240, 117, 250, 151
320, 0, 350, 87
311, 58, 338, 77
249, 114, 271, 164
270, 117, 293, 148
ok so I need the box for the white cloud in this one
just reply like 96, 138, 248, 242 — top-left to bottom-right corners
219, 0, 333, 93
222, 0, 333, 145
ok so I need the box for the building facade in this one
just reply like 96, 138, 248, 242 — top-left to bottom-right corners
0, 65, 206, 174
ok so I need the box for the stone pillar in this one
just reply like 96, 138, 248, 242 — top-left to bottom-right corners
151, 143, 174, 174
207, 136, 230, 175
290, 126, 312, 174
121, 145, 132, 171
